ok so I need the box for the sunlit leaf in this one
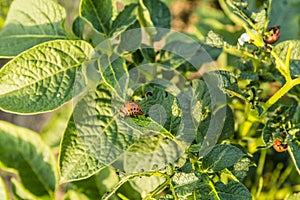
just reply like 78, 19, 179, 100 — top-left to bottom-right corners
131, 176, 165, 196
274, 40, 300, 78
286, 192, 300, 200
40, 104, 73, 148
0, 0, 66, 57
63, 191, 89, 200
0, 40, 94, 113
110, 4, 138, 37
0, 0, 13, 29
0, 177, 9, 200
59, 81, 136, 182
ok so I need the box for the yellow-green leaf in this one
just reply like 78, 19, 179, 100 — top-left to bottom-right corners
0, 0, 66, 57
0, 40, 94, 114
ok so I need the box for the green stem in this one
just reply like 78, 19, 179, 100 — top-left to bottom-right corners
252, 149, 267, 199
218, 0, 248, 29
169, 181, 178, 200
117, 193, 130, 200
268, 163, 283, 198
284, 43, 294, 79
224, 168, 239, 181
275, 164, 293, 191
224, 46, 260, 61
102, 171, 167, 200
145, 178, 171, 199
263, 0, 273, 31
262, 78, 300, 112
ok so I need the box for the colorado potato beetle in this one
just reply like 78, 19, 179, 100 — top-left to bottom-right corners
119, 101, 143, 118
273, 138, 288, 152
265, 26, 280, 44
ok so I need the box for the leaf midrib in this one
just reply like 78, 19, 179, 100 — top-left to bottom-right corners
0, 61, 81, 97
0, 42, 91, 96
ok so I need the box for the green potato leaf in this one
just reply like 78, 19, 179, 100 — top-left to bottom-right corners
0, 0, 67, 57
72, 16, 86, 38
202, 144, 245, 172
274, 40, 300, 79
40, 104, 73, 148
109, 3, 138, 37
80, 0, 112, 34
138, 0, 171, 41
59, 80, 183, 182
289, 139, 300, 175
172, 172, 200, 197
11, 178, 40, 200
0, 40, 94, 114
0, 0, 13, 30
215, 181, 252, 200
0, 120, 57, 197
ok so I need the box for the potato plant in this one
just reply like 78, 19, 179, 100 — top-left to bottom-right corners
0, 0, 299, 199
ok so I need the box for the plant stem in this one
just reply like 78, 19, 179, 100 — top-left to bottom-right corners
284, 43, 294, 79
117, 193, 130, 200
261, 38, 296, 113
275, 164, 293, 191
102, 171, 167, 200
262, 77, 300, 112
252, 149, 267, 199
263, 0, 273, 31
224, 46, 260, 61
218, 0, 248, 29
169, 180, 178, 200
144, 178, 171, 199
